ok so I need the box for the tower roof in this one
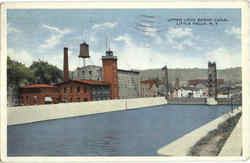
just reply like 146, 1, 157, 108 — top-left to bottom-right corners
102, 50, 117, 60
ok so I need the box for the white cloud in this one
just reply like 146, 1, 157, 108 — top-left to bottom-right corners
40, 35, 63, 49
42, 24, 71, 35
143, 27, 158, 37
112, 34, 205, 70
40, 24, 72, 49
111, 34, 240, 70
7, 23, 21, 34
114, 34, 132, 45
166, 27, 197, 50
8, 48, 34, 67
168, 27, 193, 39
92, 22, 118, 30
225, 26, 241, 39
206, 47, 241, 69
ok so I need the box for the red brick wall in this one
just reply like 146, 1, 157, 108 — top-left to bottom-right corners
20, 87, 59, 105
102, 59, 119, 99
57, 82, 92, 102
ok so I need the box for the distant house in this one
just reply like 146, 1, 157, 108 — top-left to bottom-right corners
172, 87, 205, 98
140, 80, 158, 97
20, 84, 59, 105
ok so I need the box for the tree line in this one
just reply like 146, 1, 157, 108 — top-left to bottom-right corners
7, 56, 64, 88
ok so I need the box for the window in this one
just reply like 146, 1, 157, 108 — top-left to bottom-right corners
77, 87, 80, 93
64, 87, 67, 93
19, 96, 23, 104
84, 86, 87, 93
89, 71, 92, 75
26, 96, 29, 105
84, 98, 88, 102
34, 96, 38, 104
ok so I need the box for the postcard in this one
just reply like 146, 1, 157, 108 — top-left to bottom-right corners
0, 1, 249, 162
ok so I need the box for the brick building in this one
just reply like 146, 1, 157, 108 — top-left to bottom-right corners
56, 79, 110, 102
20, 84, 59, 105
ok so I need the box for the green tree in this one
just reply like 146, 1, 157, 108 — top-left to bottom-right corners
30, 60, 63, 84
7, 56, 35, 87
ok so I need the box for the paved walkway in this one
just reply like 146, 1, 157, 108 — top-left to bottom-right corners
219, 117, 242, 156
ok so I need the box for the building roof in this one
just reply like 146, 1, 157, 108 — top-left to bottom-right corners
56, 79, 110, 86
181, 87, 201, 91
76, 65, 102, 70
22, 84, 56, 89
118, 69, 140, 74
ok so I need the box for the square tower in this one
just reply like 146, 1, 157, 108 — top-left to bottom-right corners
208, 62, 217, 98
102, 50, 119, 99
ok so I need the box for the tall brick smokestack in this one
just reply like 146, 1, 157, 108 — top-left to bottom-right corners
64, 47, 69, 81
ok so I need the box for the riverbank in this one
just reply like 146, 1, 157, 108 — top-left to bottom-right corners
188, 112, 241, 156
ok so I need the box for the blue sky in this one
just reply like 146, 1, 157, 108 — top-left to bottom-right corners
7, 9, 241, 70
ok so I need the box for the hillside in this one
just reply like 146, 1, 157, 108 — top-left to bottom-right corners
139, 67, 241, 83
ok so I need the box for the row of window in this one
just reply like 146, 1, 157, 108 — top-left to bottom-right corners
93, 97, 110, 101
62, 86, 88, 94
63, 97, 89, 102
21, 95, 56, 105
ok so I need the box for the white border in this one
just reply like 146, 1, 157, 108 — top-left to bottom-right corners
0, 1, 248, 162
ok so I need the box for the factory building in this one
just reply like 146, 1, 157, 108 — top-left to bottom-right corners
20, 84, 59, 105
19, 44, 112, 106
118, 69, 140, 99
72, 66, 140, 99
72, 65, 102, 81
56, 79, 110, 102
58, 45, 112, 102
72, 65, 141, 99
19, 42, 140, 106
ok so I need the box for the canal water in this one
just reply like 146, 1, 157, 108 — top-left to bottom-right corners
8, 104, 232, 156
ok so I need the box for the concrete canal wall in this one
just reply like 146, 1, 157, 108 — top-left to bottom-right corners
168, 98, 206, 104
157, 107, 241, 156
219, 117, 242, 156
8, 97, 167, 125
168, 97, 241, 105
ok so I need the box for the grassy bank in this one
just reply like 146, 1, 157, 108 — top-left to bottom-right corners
188, 111, 241, 156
